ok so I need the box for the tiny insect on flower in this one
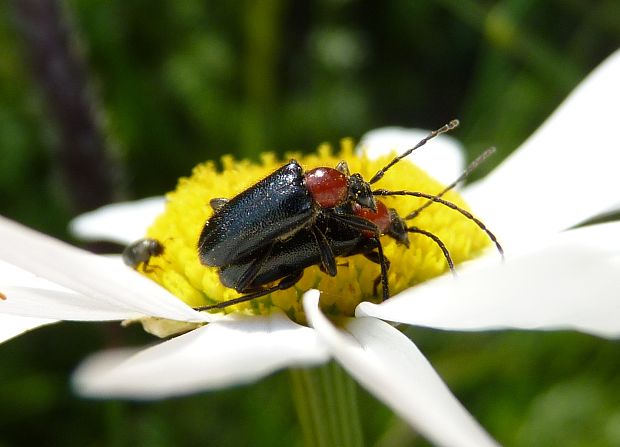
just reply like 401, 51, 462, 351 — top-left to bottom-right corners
122, 238, 164, 272
125, 121, 502, 321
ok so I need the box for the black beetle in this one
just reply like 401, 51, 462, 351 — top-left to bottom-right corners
194, 129, 503, 311
123, 238, 164, 271
195, 199, 459, 310
197, 159, 379, 276
198, 121, 460, 277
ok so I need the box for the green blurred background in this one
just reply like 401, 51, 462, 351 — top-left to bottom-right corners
1, 0, 619, 446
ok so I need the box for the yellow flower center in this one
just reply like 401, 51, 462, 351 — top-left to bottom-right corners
140, 139, 490, 324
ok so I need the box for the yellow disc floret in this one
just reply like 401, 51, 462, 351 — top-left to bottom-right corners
140, 139, 490, 324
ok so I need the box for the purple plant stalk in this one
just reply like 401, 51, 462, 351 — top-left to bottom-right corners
13, 0, 122, 213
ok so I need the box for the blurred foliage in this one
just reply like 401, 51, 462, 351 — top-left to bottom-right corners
0, 0, 619, 446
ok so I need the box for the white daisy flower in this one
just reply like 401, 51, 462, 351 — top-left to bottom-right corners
2, 49, 620, 447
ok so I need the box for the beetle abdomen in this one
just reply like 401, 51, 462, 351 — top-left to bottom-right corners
218, 216, 364, 291
218, 230, 318, 290
198, 160, 314, 267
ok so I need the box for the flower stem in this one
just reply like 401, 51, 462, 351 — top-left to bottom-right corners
289, 362, 364, 447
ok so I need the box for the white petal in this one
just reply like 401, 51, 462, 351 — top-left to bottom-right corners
73, 311, 330, 399
357, 222, 620, 338
0, 314, 57, 343
465, 49, 620, 250
0, 259, 139, 320
0, 259, 76, 291
357, 127, 465, 185
303, 291, 498, 447
69, 196, 166, 244
0, 286, 144, 321
0, 215, 212, 323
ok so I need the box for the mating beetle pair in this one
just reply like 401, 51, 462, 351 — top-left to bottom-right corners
124, 120, 503, 311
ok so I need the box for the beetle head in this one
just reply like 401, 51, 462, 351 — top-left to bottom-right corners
348, 173, 377, 211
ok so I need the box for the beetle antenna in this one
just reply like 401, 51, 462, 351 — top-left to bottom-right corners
407, 226, 456, 274
368, 119, 459, 184
374, 189, 504, 258
406, 147, 496, 220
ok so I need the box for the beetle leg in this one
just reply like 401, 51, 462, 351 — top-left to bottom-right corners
194, 270, 304, 311
209, 197, 229, 211
234, 242, 275, 292
363, 250, 392, 298
320, 261, 349, 273
329, 211, 379, 233
140, 260, 163, 274
372, 237, 390, 301
310, 225, 337, 276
